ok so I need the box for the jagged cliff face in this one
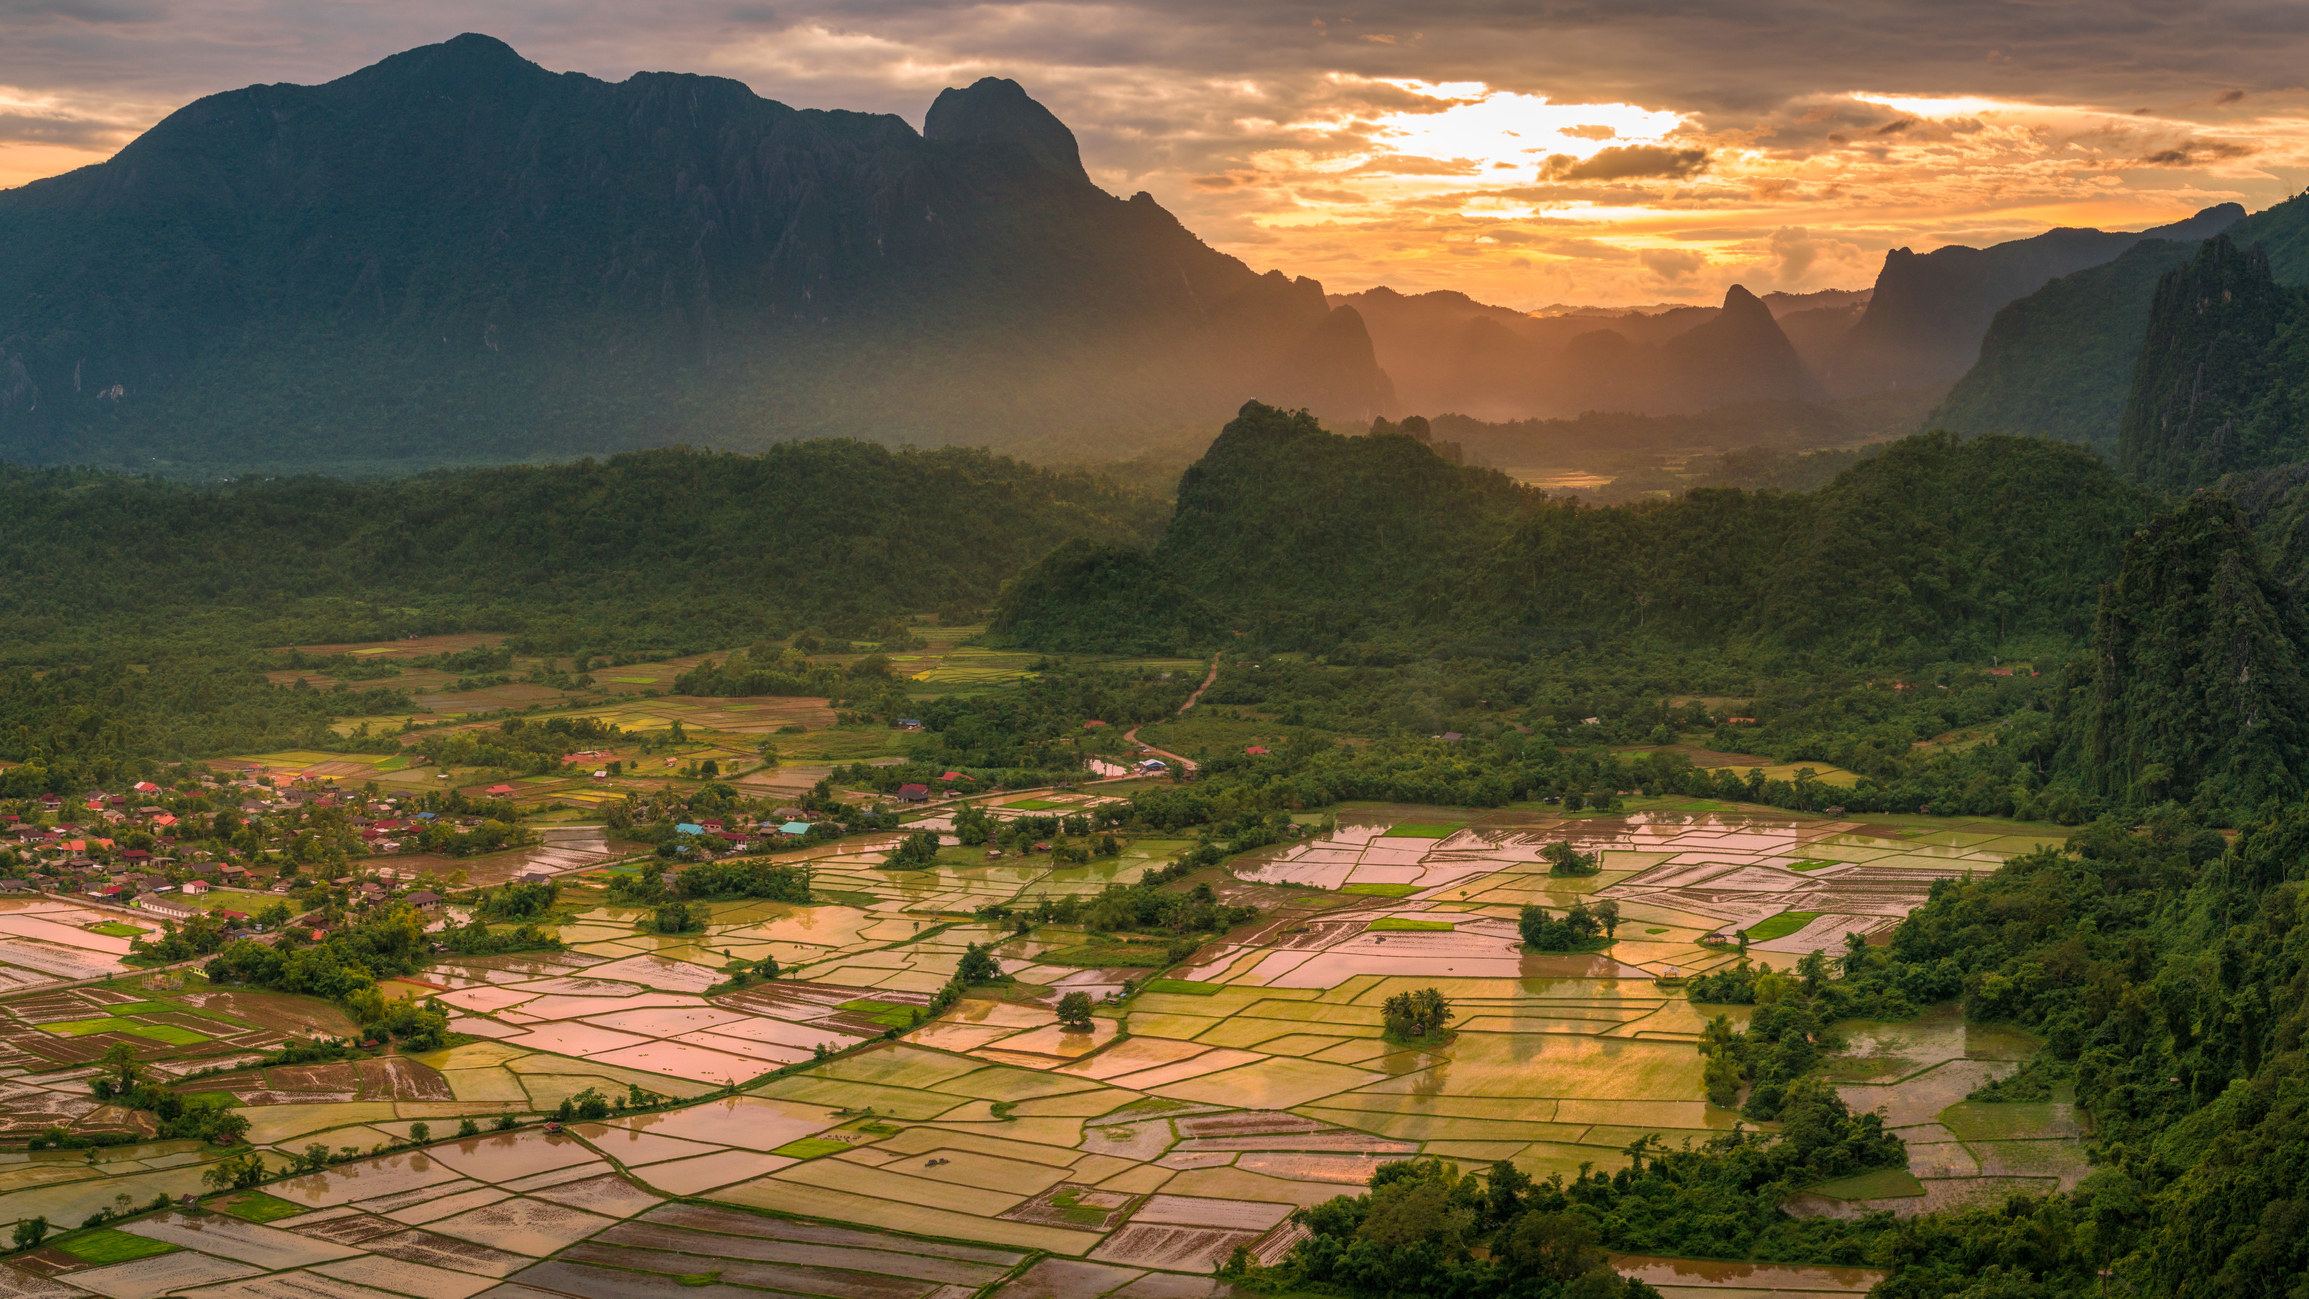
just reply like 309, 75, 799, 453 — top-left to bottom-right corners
2117, 236, 2309, 491
1830, 204, 2244, 398
2080, 492, 2309, 811
0, 36, 1392, 474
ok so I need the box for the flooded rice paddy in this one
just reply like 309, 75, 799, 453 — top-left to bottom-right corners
0, 804, 2080, 1293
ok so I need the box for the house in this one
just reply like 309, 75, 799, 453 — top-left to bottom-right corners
940, 771, 966, 783
133, 781, 160, 794
0, 880, 29, 893
1244, 745, 1269, 756
717, 831, 751, 850
675, 822, 705, 836
182, 880, 211, 895
485, 784, 516, 797
1137, 759, 1168, 773
896, 784, 930, 804
515, 870, 553, 886
780, 821, 813, 837
406, 891, 441, 911
136, 896, 201, 921
897, 717, 925, 731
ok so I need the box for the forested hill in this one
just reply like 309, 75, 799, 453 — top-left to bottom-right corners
2117, 236, 2309, 490
1931, 192, 2309, 450
993, 402, 2150, 660
0, 34, 1391, 475
0, 442, 1165, 660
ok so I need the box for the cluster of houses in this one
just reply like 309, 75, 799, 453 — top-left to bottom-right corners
670, 810, 821, 851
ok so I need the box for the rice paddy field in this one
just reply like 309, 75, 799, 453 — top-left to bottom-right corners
0, 806, 2075, 1295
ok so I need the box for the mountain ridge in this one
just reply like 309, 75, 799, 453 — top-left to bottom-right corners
0, 34, 1392, 476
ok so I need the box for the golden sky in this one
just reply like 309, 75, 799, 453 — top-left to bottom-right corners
6, 0, 2306, 307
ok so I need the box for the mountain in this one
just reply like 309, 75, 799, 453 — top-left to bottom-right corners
1657, 284, 1824, 407
0, 35, 1392, 476
993, 402, 2148, 659
2112, 235, 2309, 492
1826, 202, 2245, 396
1335, 285, 1846, 421
1933, 195, 2309, 454
2074, 491, 2309, 810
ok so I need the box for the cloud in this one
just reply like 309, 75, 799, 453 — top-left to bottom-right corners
8, 0, 2309, 306
2135, 138, 2255, 166
1538, 144, 1710, 181
0, 0, 164, 21
1640, 248, 1706, 281
0, 107, 131, 145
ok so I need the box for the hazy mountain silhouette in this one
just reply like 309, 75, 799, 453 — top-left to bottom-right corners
1827, 203, 2244, 395
0, 35, 1392, 475
1934, 194, 2309, 452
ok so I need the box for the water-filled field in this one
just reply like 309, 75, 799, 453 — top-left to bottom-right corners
0, 806, 2077, 1294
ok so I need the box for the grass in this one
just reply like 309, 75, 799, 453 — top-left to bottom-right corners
1368, 918, 1454, 932
1804, 1168, 1926, 1200
87, 922, 146, 938
1339, 882, 1422, 898
1741, 911, 1823, 943
1142, 979, 1225, 996
1045, 942, 1176, 968
54, 1229, 179, 1264
1789, 859, 1836, 872
1644, 927, 1670, 934
44, 1017, 207, 1045
1381, 823, 1463, 838
837, 999, 921, 1029
1003, 799, 1070, 811
216, 1190, 306, 1223
675, 1272, 723, 1287
770, 1137, 857, 1160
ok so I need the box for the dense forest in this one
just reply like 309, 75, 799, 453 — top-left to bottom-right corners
996, 402, 2147, 662
0, 441, 1163, 662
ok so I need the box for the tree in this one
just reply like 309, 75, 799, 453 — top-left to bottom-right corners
11, 1217, 46, 1252
1055, 992, 1096, 1031
1541, 841, 1600, 876
1593, 898, 1621, 938
93, 1043, 140, 1099
889, 830, 940, 867
956, 943, 1002, 984
408, 1121, 430, 1144
1381, 987, 1452, 1040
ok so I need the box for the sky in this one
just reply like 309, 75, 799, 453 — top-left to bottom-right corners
6, 0, 2309, 308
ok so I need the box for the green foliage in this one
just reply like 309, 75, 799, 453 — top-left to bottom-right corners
886, 830, 941, 868
956, 943, 1002, 985
10, 1216, 47, 1252
475, 881, 558, 921
1519, 902, 1604, 952
668, 859, 810, 902
1055, 991, 1096, 1031
646, 902, 703, 933
2119, 236, 2309, 488
2075, 493, 2309, 814
998, 406, 2149, 663
1541, 841, 1599, 876
1380, 987, 1451, 1042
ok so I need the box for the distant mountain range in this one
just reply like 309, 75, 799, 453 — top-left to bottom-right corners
1333, 204, 2242, 426
1932, 193, 2309, 461
0, 35, 1392, 475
